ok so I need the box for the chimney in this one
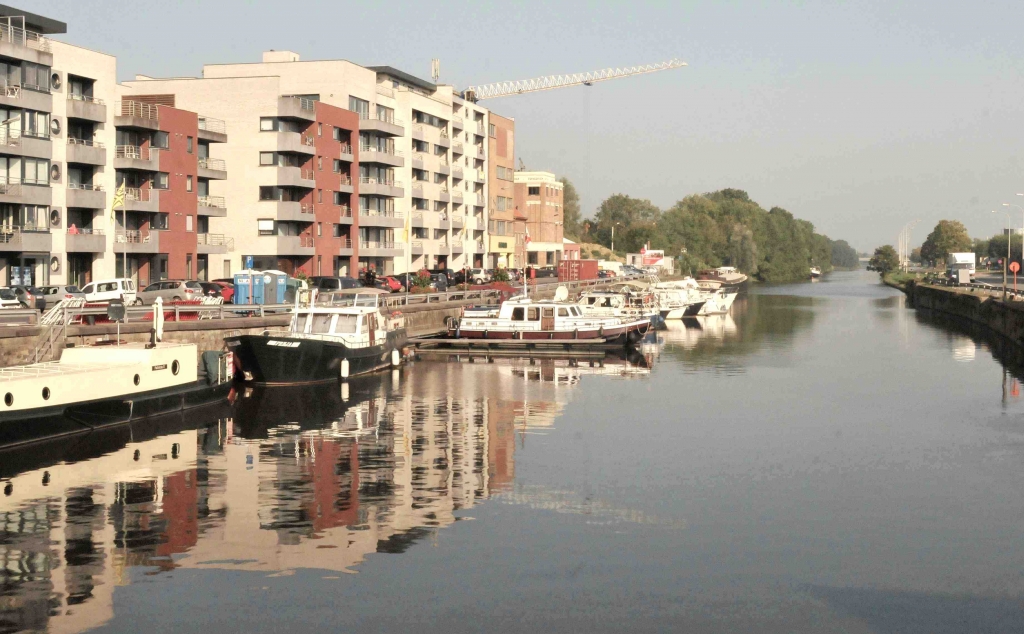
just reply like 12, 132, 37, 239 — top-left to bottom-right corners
263, 50, 300, 63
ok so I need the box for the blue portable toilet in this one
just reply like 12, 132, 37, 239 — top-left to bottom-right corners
261, 270, 289, 304
233, 270, 265, 305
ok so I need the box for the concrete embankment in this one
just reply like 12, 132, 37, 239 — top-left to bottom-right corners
905, 282, 1024, 347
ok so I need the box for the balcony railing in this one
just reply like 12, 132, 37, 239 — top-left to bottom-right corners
376, 85, 395, 99
198, 115, 226, 134
116, 145, 156, 160
68, 94, 104, 105
118, 100, 159, 120
300, 235, 314, 247
68, 137, 104, 148
302, 135, 315, 147
116, 229, 152, 244
198, 157, 226, 171
300, 203, 314, 214
124, 187, 152, 202
301, 169, 315, 180
452, 239, 463, 248
412, 182, 424, 194
198, 195, 226, 208
68, 182, 103, 191
0, 128, 20, 146
452, 142, 464, 153
358, 207, 404, 218
2, 83, 19, 98
339, 174, 352, 186
0, 176, 21, 195
360, 144, 402, 157
197, 233, 235, 249
289, 96, 316, 111
339, 143, 353, 155
359, 111, 404, 126
360, 240, 397, 250
0, 23, 50, 52
67, 227, 103, 235
452, 115, 463, 127
359, 176, 402, 188
338, 237, 353, 249
338, 204, 351, 217
476, 122, 485, 134
0, 225, 50, 244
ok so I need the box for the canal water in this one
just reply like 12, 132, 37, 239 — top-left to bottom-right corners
3, 270, 1024, 633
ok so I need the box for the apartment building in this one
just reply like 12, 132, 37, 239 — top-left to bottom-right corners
0, 6, 228, 288
513, 171, 564, 266
486, 111, 523, 269
125, 52, 491, 277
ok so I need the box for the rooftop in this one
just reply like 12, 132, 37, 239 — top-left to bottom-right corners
0, 4, 66, 34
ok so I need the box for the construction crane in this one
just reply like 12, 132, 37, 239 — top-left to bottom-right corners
462, 58, 686, 102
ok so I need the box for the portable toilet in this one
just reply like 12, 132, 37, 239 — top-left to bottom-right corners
233, 270, 265, 305
261, 270, 289, 304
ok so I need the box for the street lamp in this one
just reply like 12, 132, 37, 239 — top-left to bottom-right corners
994, 209, 1011, 301
610, 222, 623, 254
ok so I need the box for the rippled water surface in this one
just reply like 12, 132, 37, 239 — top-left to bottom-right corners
4, 270, 1024, 633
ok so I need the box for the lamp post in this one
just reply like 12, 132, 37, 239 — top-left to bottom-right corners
610, 222, 622, 254
994, 209, 1011, 301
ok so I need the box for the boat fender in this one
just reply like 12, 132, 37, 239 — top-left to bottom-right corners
391, 349, 401, 367
573, 328, 579, 339
340, 358, 350, 380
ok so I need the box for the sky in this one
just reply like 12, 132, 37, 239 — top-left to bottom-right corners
34, 0, 1024, 251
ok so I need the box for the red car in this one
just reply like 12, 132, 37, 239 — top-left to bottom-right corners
212, 280, 235, 303
379, 276, 406, 293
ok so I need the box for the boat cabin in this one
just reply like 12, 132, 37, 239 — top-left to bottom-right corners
289, 288, 403, 344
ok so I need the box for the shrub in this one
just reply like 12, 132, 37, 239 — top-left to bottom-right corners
492, 269, 510, 282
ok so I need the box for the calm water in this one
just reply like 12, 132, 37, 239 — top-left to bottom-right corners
3, 270, 1024, 633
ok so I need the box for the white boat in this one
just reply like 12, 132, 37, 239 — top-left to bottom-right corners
577, 288, 660, 322
226, 288, 407, 384
697, 266, 749, 286
652, 279, 708, 319
694, 279, 740, 315
810, 266, 822, 278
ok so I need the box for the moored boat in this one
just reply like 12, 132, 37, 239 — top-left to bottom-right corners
226, 288, 407, 385
697, 266, 749, 286
578, 288, 660, 323
810, 266, 822, 278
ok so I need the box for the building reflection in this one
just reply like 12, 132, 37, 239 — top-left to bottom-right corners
0, 357, 649, 633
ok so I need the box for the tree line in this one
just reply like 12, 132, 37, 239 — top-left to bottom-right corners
559, 184, 854, 283
868, 218, 1024, 277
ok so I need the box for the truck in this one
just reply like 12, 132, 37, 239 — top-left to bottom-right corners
946, 252, 976, 282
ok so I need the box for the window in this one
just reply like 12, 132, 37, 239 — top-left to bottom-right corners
528, 307, 540, 321
489, 123, 496, 138
317, 222, 322, 237
317, 156, 322, 171
529, 186, 540, 196
186, 215, 193, 232
22, 62, 50, 91
260, 152, 275, 166
186, 255, 193, 280
333, 159, 342, 173
317, 123, 322, 137
152, 173, 168, 189
187, 136, 193, 153
152, 131, 169, 149
512, 307, 525, 321
22, 158, 49, 185
348, 96, 369, 117
333, 127, 343, 141
153, 213, 169, 230
558, 307, 569, 317
333, 191, 344, 205
257, 219, 275, 235
186, 176, 193, 192
317, 189, 323, 203
260, 117, 276, 131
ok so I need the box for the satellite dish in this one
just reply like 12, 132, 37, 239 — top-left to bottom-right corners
554, 285, 569, 302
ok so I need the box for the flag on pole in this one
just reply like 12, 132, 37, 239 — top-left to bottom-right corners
524, 226, 531, 246
110, 182, 126, 220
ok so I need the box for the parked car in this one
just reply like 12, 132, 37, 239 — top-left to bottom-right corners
378, 276, 405, 293
430, 273, 448, 292
197, 282, 223, 299
212, 280, 235, 303
534, 266, 558, 279
136, 280, 204, 305
597, 269, 612, 279
465, 268, 490, 285
38, 284, 85, 309
428, 268, 455, 284
0, 288, 21, 309
80, 279, 138, 305
11, 285, 46, 310
309, 275, 362, 292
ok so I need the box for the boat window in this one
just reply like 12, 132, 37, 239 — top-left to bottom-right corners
528, 307, 540, 321
542, 308, 554, 318
360, 315, 369, 332
354, 294, 378, 307
334, 314, 358, 333
294, 314, 309, 332
558, 307, 569, 317
311, 314, 333, 333
512, 307, 525, 321
571, 306, 581, 316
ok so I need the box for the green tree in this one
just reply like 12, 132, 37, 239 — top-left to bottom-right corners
830, 239, 859, 268
592, 194, 661, 252
869, 245, 899, 276
559, 177, 582, 239
920, 220, 972, 266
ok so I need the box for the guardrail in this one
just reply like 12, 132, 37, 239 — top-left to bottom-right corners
118, 100, 159, 120
198, 115, 226, 134
199, 157, 226, 171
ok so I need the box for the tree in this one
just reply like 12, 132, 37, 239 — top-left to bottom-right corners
559, 177, 582, 239
920, 220, 971, 266
592, 194, 661, 252
869, 245, 899, 277
830, 239, 859, 268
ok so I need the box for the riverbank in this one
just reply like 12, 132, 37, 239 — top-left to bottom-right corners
902, 281, 1024, 349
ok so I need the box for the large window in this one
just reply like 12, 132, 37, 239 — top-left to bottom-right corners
21, 62, 50, 92
152, 131, 169, 149
348, 96, 369, 117
22, 158, 49, 185
21, 111, 49, 139
257, 219, 275, 235
528, 186, 540, 196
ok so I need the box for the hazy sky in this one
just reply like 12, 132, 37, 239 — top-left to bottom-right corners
36, 0, 1024, 251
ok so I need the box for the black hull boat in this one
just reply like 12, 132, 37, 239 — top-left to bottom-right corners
228, 330, 407, 385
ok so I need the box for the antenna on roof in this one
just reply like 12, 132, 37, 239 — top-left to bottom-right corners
431, 59, 440, 83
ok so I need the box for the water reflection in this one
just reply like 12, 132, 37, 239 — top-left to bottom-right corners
0, 355, 651, 634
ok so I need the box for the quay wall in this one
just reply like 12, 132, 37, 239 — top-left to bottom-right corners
906, 282, 1024, 347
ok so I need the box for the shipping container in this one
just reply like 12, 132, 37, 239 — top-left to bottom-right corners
558, 259, 599, 282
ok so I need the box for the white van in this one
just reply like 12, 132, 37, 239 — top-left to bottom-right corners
80, 278, 138, 304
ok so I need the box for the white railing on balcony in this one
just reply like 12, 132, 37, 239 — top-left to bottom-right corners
452, 239, 464, 248
68, 137, 104, 148
198, 116, 226, 134
452, 141, 464, 153
476, 121, 485, 134
115, 145, 156, 161
412, 182, 424, 194
0, 175, 21, 196
339, 143, 353, 155
301, 169, 315, 180
198, 157, 226, 171
360, 144, 402, 157
412, 152, 427, 163
198, 195, 225, 208
67, 182, 103, 191
359, 176, 402, 188
452, 166, 463, 176
300, 203, 314, 214
339, 174, 353, 186
116, 229, 152, 244
376, 85, 395, 99
197, 233, 235, 250
359, 111, 404, 127
412, 123, 424, 134
360, 240, 398, 250
68, 94, 105, 105
118, 100, 159, 120
302, 135, 315, 147
338, 237, 353, 249
358, 207, 404, 219
124, 187, 152, 202
0, 128, 20, 147
0, 23, 50, 52
452, 116, 464, 127
300, 235, 315, 247
412, 212, 424, 223
2, 83, 19, 98
67, 227, 103, 235
338, 204, 352, 217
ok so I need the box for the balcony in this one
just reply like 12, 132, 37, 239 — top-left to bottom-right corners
262, 200, 315, 222
358, 240, 403, 258
198, 157, 227, 180
437, 161, 451, 176
275, 131, 316, 155
66, 228, 105, 253
0, 178, 51, 206
0, 128, 51, 159
337, 204, 353, 224
452, 115, 464, 130
198, 195, 227, 217
337, 173, 354, 194
435, 132, 451, 149
452, 141, 464, 155
274, 166, 315, 188
123, 188, 160, 213
358, 208, 405, 228
359, 177, 403, 197
410, 240, 424, 255
339, 143, 354, 162
411, 153, 425, 169
0, 83, 51, 112
114, 145, 160, 172
67, 138, 106, 166
67, 95, 106, 122
66, 183, 105, 209
278, 95, 316, 121
360, 144, 404, 167
411, 182, 424, 197
115, 100, 160, 131
0, 226, 51, 252
197, 116, 227, 143
474, 145, 486, 159
452, 240, 464, 253
376, 84, 395, 99
476, 121, 485, 135
452, 166, 463, 179
338, 237, 354, 256
451, 190, 464, 203
115, 229, 160, 253
359, 112, 404, 136
277, 234, 315, 255
0, 23, 52, 65
197, 233, 234, 254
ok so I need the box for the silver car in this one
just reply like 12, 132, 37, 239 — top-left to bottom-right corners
137, 280, 204, 305
38, 284, 85, 309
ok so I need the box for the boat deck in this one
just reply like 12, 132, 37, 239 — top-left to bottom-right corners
0, 359, 137, 382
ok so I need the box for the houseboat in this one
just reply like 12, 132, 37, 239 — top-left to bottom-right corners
226, 288, 407, 385
694, 279, 740, 315
652, 279, 707, 319
697, 266, 749, 286
578, 288, 661, 323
